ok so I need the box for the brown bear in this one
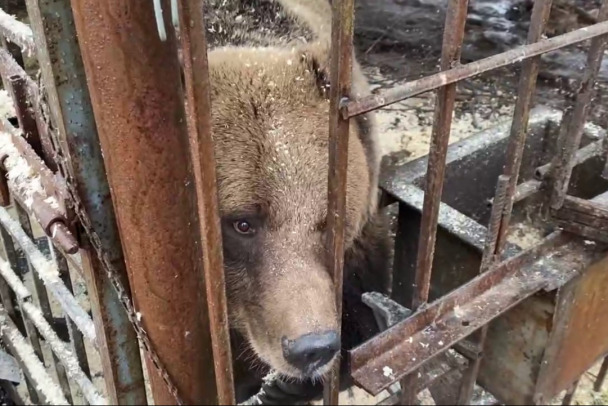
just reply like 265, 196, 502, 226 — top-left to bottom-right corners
202, 0, 392, 402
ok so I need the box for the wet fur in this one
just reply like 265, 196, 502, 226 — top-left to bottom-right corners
203, 0, 391, 401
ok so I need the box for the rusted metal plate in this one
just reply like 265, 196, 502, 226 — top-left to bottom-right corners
535, 253, 608, 403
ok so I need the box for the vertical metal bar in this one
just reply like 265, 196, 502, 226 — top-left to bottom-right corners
561, 379, 580, 406
14, 203, 74, 403
23, 0, 148, 403
402, 1, 468, 404
177, 0, 235, 404
412, 0, 469, 310
8, 75, 45, 163
595, 355, 608, 392
457, 176, 510, 405
495, 0, 554, 253
551, 1, 608, 210
323, 0, 355, 404
69, 0, 218, 403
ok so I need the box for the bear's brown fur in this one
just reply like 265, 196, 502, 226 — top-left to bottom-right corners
203, 0, 391, 401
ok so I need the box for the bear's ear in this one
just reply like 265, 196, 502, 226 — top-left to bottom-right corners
300, 42, 331, 99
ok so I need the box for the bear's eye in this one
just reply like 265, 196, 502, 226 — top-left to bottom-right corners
233, 220, 255, 235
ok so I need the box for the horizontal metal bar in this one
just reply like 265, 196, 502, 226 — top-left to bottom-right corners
0, 7, 35, 55
536, 139, 605, 179
0, 306, 69, 405
0, 255, 106, 404
0, 256, 30, 300
345, 20, 608, 118
350, 232, 575, 395
0, 206, 96, 342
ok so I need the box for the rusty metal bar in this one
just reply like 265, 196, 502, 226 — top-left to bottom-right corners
24, 0, 148, 402
350, 231, 574, 395
551, 2, 608, 210
0, 306, 69, 405
70, 0, 218, 403
0, 48, 56, 170
177, 0, 235, 404
14, 203, 74, 403
8, 75, 45, 161
324, 0, 356, 403
495, 0, 554, 255
0, 223, 41, 404
0, 7, 35, 55
402, 2, 469, 403
535, 138, 605, 180
344, 20, 608, 118
595, 355, 608, 392
0, 206, 96, 341
561, 379, 579, 406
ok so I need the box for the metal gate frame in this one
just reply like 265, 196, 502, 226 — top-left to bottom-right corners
0, 0, 606, 405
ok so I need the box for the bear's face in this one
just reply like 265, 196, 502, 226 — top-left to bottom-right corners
208, 45, 372, 380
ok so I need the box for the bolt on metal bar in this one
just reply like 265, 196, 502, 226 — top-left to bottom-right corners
344, 20, 608, 118
403, 1, 469, 403
551, 1, 608, 210
0, 306, 69, 405
177, 0, 235, 404
0, 206, 96, 342
495, 0, 554, 255
323, 0, 356, 404
24, 0, 148, 402
0, 7, 35, 55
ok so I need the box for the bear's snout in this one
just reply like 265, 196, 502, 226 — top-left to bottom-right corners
281, 331, 340, 376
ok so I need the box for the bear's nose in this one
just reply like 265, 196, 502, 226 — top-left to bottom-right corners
282, 331, 340, 375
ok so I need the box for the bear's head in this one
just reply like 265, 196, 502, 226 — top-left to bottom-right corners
208, 42, 376, 381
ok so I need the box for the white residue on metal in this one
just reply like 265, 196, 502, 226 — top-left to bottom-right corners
0, 90, 15, 120
0, 8, 35, 56
0, 309, 69, 405
0, 206, 97, 342
0, 132, 60, 213
0, 205, 59, 280
383, 366, 394, 378
22, 301, 108, 405
0, 257, 30, 300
